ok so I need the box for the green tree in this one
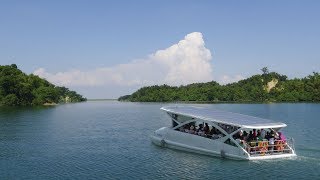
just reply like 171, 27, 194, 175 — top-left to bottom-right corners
118, 71, 320, 103
2, 94, 19, 106
32, 86, 59, 105
261, 67, 269, 75
0, 64, 86, 106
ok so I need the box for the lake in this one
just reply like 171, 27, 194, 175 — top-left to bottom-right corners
0, 101, 319, 179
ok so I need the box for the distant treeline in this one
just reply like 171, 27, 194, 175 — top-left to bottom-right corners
0, 64, 86, 106
118, 69, 320, 103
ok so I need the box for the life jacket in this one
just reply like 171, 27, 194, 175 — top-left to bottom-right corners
258, 141, 268, 155
275, 140, 284, 151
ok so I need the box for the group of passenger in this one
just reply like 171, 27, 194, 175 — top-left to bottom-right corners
234, 129, 287, 154
177, 122, 288, 154
178, 123, 225, 139
217, 123, 239, 134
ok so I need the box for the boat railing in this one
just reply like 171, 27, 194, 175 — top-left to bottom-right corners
243, 138, 295, 156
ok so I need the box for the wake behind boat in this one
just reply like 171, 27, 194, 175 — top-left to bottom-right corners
151, 106, 296, 160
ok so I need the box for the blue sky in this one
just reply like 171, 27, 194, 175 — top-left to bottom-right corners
1, 1, 319, 98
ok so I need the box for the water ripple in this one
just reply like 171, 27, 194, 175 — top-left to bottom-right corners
0, 102, 320, 179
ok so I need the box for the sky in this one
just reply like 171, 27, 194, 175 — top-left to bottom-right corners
0, 1, 319, 99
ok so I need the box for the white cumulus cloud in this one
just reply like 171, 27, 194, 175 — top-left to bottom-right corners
33, 32, 213, 89
152, 32, 212, 85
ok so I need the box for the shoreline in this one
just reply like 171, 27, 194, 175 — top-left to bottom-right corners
117, 100, 320, 104
87, 99, 117, 101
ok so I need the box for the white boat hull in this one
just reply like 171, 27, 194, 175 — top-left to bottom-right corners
151, 127, 296, 160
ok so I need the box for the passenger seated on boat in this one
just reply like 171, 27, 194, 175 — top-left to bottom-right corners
184, 124, 190, 133
229, 126, 238, 133
257, 132, 264, 141
225, 125, 230, 133
227, 125, 233, 133
275, 132, 286, 152
257, 129, 261, 138
189, 125, 196, 134
197, 130, 205, 136
219, 123, 229, 133
253, 129, 257, 139
226, 125, 236, 133
265, 131, 270, 140
233, 130, 244, 140
261, 129, 266, 139
209, 126, 217, 135
278, 132, 286, 142
268, 131, 275, 153
243, 131, 248, 141
197, 124, 205, 136
209, 126, 220, 139
198, 124, 204, 131
246, 130, 257, 153
204, 123, 210, 136
216, 128, 221, 135
247, 131, 254, 142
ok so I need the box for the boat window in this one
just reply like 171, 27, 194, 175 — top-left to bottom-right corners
172, 120, 178, 128
175, 121, 225, 140
217, 123, 240, 134
168, 113, 194, 124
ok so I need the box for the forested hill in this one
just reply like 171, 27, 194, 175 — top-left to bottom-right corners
0, 64, 86, 106
118, 71, 320, 103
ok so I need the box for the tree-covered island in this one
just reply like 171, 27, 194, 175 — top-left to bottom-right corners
0, 64, 86, 106
119, 68, 320, 103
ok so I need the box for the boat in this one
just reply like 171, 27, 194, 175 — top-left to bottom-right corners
150, 106, 296, 160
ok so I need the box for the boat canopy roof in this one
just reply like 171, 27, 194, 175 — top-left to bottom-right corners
161, 106, 287, 129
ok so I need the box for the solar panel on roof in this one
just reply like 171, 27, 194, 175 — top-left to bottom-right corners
161, 106, 286, 128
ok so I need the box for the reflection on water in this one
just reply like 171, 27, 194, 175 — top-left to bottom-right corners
0, 102, 319, 179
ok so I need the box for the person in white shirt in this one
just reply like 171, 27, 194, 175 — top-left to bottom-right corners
269, 131, 275, 153
261, 129, 266, 139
